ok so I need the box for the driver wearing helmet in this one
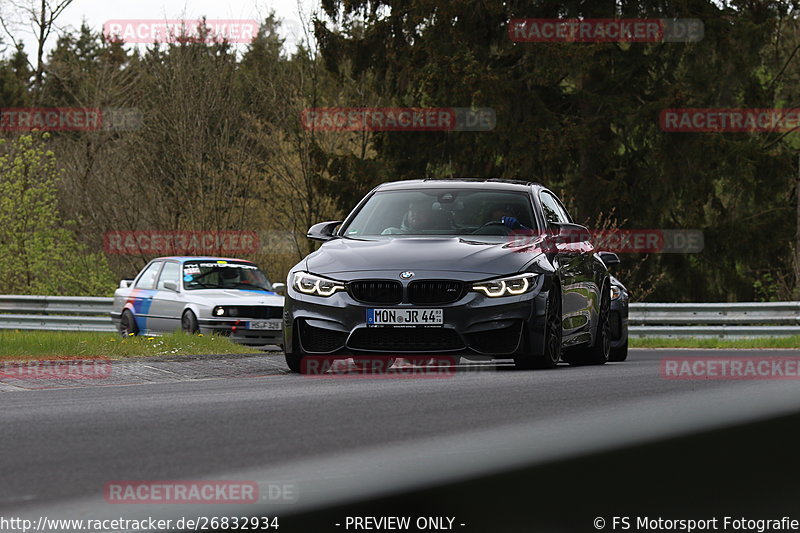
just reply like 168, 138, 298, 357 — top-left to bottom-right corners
488, 203, 530, 231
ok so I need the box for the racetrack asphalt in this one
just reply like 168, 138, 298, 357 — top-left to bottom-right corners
2, 349, 800, 528
0, 350, 800, 509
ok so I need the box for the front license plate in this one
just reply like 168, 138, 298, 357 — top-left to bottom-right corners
247, 320, 282, 330
367, 308, 443, 327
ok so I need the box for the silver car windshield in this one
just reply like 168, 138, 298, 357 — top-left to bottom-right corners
342, 189, 538, 237
182, 261, 272, 291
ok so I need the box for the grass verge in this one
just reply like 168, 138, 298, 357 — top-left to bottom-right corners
630, 336, 800, 349
0, 331, 262, 360
3, 331, 797, 361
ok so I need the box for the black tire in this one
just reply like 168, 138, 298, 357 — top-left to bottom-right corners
285, 354, 332, 375
119, 309, 139, 337
514, 285, 562, 370
563, 282, 611, 366
285, 353, 302, 373
609, 339, 629, 362
181, 310, 199, 334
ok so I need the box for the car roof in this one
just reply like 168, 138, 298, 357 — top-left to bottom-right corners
375, 178, 544, 192
152, 256, 254, 263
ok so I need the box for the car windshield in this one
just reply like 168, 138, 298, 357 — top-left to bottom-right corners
182, 261, 272, 291
342, 189, 538, 237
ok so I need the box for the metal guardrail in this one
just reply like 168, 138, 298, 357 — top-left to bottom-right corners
0, 296, 798, 338
627, 302, 800, 338
0, 295, 116, 333
0, 314, 116, 332
0, 295, 113, 314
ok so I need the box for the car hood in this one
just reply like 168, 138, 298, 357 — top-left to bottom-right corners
305, 236, 544, 276
182, 289, 284, 306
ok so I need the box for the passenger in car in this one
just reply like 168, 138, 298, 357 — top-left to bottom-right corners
382, 201, 453, 234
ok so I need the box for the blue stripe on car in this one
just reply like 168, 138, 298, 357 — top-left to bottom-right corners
126, 289, 156, 333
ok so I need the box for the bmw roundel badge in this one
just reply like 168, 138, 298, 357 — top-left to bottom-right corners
399, 271, 415, 280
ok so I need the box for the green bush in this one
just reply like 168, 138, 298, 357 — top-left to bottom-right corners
0, 133, 115, 295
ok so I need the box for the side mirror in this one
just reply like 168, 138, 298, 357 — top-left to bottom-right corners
271, 282, 286, 295
551, 222, 591, 243
307, 220, 342, 242
163, 281, 179, 291
120, 279, 133, 288
598, 251, 620, 268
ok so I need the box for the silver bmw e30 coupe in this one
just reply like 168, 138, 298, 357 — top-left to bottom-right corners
111, 256, 284, 346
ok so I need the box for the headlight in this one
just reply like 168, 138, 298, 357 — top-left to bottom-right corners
213, 306, 239, 317
214, 307, 225, 316
472, 273, 538, 297
611, 285, 622, 300
292, 272, 346, 297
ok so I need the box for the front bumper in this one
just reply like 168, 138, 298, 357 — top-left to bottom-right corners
110, 311, 282, 346
284, 275, 550, 357
198, 318, 283, 346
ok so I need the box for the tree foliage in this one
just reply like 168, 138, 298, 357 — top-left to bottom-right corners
0, 133, 115, 295
314, 0, 800, 301
1, 4, 799, 300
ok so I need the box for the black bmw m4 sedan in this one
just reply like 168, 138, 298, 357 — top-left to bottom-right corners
284, 179, 613, 373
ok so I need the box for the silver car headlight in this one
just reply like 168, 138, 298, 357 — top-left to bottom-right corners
213, 306, 240, 317
611, 285, 622, 300
472, 273, 538, 298
292, 271, 346, 297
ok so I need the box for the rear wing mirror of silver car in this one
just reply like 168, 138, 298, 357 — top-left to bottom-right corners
272, 282, 286, 295
120, 279, 133, 288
